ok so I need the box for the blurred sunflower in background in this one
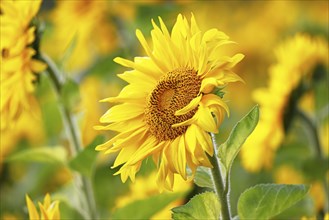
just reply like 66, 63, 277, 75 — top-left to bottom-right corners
0, 0, 46, 130
41, 0, 118, 74
241, 34, 328, 172
96, 13, 244, 190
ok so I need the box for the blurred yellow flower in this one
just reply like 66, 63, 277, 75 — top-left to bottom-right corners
25, 194, 60, 220
301, 216, 316, 220
274, 165, 304, 185
0, 213, 20, 220
188, 1, 328, 115
79, 76, 121, 146
309, 181, 325, 212
79, 77, 105, 146
0, 110, 45, 173
0, 0, 46, 130
42, 0, 117, 72
96, 14, 243, 190
114, 171, 191, 219
241, 34, 328, 172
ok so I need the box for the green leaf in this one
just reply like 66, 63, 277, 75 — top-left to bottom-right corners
112, 192, 184, 219
237, 184, 310, 220
218, 105, 259, 170
172, 192, 220, 220
6, 146, 67, 165
274, 196, 315, 219
69, 136, 103, 177
61, 79, 81, 112
194, 166, 213, 189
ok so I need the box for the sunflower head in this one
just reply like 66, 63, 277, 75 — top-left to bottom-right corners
96, 14, 244, 190
0, 0, 46, 130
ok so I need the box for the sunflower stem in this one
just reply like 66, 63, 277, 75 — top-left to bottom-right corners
296, 108, 329, 213
41, 53, 98, 219
209, 133, 231, 220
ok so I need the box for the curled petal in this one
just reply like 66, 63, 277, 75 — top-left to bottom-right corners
175, 95, 202, 116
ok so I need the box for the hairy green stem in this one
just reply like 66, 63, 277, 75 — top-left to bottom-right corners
41, 53, 98, 219
296, 109, 329, 213
209, 133, 231, 220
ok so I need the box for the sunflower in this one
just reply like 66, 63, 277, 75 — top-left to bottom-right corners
96, 14, 244, 190
241, 34, 328, 172
0, 0, 46, 130
26, 194, 60, 220
42, 0, 117, 73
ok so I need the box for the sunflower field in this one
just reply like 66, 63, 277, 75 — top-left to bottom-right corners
0, 1, 328, 220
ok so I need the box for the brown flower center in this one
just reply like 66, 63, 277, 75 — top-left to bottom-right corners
145, 68, 201, 141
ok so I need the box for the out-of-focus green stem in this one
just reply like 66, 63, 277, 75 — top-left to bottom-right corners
208, 133, 231, 220
296, 108, 329, 213
41, 53, 98, 219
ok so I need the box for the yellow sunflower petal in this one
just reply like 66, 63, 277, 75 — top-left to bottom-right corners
100, 103, 144, 123
156, 153, 168, 191
38, 202, 49, 220
178, 136, 187, 179
195, 128, 213, 156
105, 127, 147, 155
95, 115, 144, 132
175, 95, 202, 116
47, 202, 60, 220
200, 77, 218, 93
171, 117, 196, 128
125, 136, 161, 165
43, 193, 51, 209
100, 85, 148, 104
202, 93, 229, 116
184, 124, 197, 156
195, 104, 218, 133
118, 70, 156, 88
95, 125, 144, 151
26, 195, 40, 220
164, 171, 174, 191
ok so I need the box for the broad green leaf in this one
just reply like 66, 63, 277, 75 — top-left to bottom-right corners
69, 136, 103, 177
61, 79, 81, 112
274, 196, 315, 219
218, 105, 259, 170
194, 166, 213, 189
172, 192, 220, 220
112, 192, 184, 219
6, 146, 67, 165
238, 184, 309, 220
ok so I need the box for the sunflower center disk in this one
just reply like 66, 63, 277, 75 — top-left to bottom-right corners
145, 68, 201, 141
